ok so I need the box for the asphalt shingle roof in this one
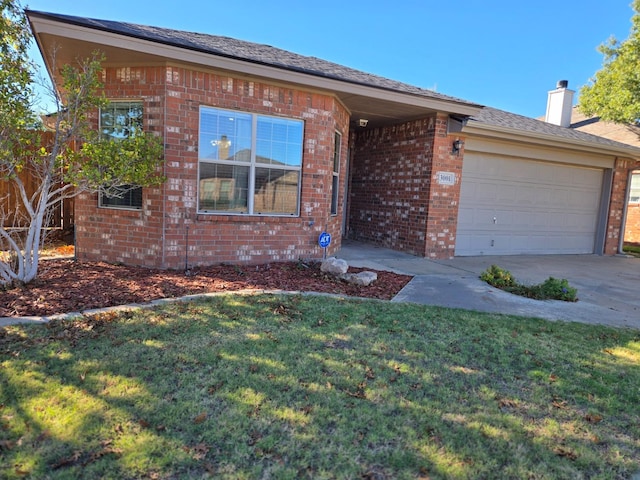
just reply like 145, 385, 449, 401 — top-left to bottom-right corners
29, 11, 478, 108
28, 11, 640, 154
471, 107, 640, 152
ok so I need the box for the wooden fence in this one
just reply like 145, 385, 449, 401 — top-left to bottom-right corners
0, 131, 74, 231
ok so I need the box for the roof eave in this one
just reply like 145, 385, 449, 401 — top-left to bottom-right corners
464, 120, 640, 159
27, 11, 482, 118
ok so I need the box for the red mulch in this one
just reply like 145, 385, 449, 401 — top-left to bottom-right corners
0, 259, 413, 318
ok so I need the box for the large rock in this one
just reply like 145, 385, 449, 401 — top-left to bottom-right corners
321, 257, 349, 275
340, 271, 378, 287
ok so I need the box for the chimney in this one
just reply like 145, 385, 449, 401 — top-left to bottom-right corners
545, 80, 574, 127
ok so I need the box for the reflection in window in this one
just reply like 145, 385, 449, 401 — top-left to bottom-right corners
99, 101, 144, 209
629, 173, 640, 204
331, 131, 341, 215
198, 107, 303, 215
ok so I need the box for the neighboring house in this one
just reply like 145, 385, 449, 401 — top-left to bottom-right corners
568, 106, 640, 245
27, 11, 640, 268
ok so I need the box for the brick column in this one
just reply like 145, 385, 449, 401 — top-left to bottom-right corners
423, 113, 463, 259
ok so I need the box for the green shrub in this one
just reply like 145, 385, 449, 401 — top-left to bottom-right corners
479, 264, 517, 288
532, 277, 578, 302
480, 266, 578, 302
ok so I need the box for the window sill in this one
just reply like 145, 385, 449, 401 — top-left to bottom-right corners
196, 214, 301, 223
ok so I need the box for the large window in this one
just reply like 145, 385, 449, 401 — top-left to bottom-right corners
331, 131, 341, 215
198, 106, 303, 215
99, 101, 144, 209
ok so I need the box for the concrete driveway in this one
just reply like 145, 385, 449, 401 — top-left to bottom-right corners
337, 240, 640, 329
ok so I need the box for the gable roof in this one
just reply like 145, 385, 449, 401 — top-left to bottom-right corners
27, 10, 481, 126
25, 10, 640, 158
31, 11, 474, 106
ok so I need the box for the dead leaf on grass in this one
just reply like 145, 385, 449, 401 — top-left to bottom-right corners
51, 450, 82, 469
498, 398, 518, 409
190, 442, 210, 460
585, 413, 603, 424
0, 439, 15, 451
554, 446, 578, 460
193, 412, 208, 424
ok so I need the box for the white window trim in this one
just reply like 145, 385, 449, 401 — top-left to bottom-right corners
197, 106, 303, 217
331, 130, 341, 216
629, 172, 640, 204
98, 100, 144, 211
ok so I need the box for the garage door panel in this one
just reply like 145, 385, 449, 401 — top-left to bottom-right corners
456, 154, 603, 256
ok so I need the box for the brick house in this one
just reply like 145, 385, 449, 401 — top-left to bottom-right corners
568, 107, 640, 245
28, 11, 640, 268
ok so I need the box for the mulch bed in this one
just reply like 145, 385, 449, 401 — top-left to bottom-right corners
0, 259, 413, 318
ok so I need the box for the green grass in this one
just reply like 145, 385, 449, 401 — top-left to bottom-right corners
623, 244, 640, 258
1, 295, 639, 479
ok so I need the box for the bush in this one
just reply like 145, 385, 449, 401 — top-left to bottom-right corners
480, 265, 578, 302
479, 264, 517, 289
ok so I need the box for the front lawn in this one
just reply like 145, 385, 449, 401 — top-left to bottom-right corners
1, 295, 638, 479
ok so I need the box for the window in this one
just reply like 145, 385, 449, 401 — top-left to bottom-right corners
99, 101, 144, 209
198, 106, 303, 215
331, 131, 341, 215
629, 173, 640, 204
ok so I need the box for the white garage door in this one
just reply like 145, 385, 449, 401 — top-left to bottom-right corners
456, 154, 604, 256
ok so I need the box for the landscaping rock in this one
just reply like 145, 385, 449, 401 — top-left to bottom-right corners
321, 257, 348, 275
340, 271, 378, 287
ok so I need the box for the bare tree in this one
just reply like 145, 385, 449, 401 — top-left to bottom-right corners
0, 2, 164, 286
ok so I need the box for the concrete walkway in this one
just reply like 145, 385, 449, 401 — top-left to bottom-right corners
337, 240, 640, 329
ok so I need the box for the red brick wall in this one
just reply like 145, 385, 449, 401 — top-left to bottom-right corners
424, 115, 463, 259
75, 67, 166, 266
625, 203, 640, 244
604, 159, 640, 254
348, 113, 462, 259
75, 65, 349, 268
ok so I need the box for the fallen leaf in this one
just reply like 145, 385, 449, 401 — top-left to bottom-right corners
498, 398, 518, 409
585, 414, 603, 424
52, 450, 82, 469
193, 412, 208, 424
0, 439, 15, 451
554, 447, 578, 460
191, 442, 209, 459
549, 374, 558, 383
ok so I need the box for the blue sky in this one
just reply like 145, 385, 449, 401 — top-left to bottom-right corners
25, 0, 636, 118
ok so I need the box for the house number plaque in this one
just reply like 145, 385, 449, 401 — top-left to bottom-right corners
436, 172, 456, 186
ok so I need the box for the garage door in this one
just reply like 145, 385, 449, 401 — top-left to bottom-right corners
456, 154, 604, 256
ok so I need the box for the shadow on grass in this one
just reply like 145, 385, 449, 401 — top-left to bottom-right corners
0, 295, 639, 479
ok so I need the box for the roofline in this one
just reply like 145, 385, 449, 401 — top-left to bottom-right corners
464, 120, 640, 159
27, 10, 482, 117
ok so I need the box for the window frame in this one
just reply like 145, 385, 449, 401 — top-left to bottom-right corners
629, 172, 640, 204
330, 130, 341, 216
197, 106, 304, 216
98, 100, 144, 211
